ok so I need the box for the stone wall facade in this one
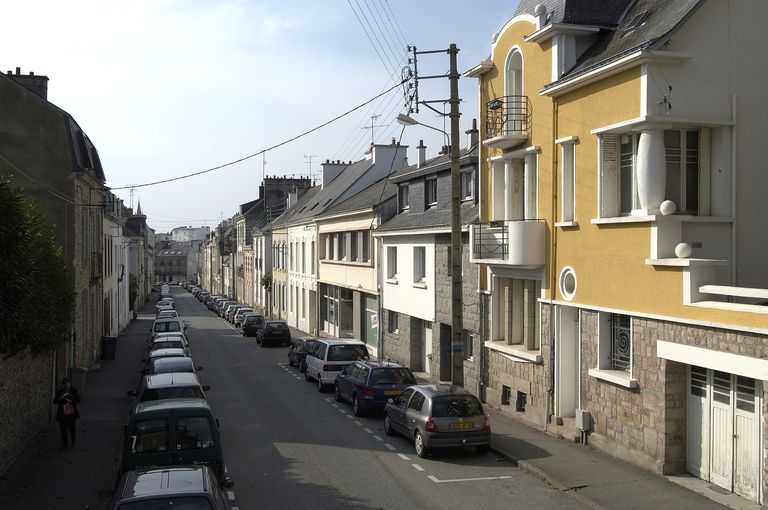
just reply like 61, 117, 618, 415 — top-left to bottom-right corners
0, 347, 55, 477
382, 309, 418, 368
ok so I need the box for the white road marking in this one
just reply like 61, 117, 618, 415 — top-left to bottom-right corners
354, 421, 363, 426
227, 491, 236, 500
397, 454, 410, 461
337, 409, 346, 414
384, 444, 396, 451
412, 464, 425, 472
427, 475, 515, 483
363, 428, 373, 434
324, 398, 334, 403
345, 414, 354, 419
331, 404, 339, 408
372, 435, 383, 442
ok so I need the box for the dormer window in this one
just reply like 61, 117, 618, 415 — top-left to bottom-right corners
425, 178, 437, 207
399, 184, 409, 212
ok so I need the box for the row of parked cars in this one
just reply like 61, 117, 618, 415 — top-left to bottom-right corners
110, 283, 235, 509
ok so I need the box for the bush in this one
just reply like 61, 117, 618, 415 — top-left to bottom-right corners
0, 174, 72, 355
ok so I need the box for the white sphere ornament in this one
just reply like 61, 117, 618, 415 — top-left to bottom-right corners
660, 200, 676, 216
675, 242, 692, 258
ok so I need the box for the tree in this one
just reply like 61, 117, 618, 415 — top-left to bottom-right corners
0, 175, 72, 355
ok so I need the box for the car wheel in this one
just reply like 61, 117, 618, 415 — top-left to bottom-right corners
352, 395, 363, 417
317, 375, 325, 392
415, 432, 428, 458
384, 415, 394, 436
475, 445, 490, 455
334, 384, 343, 402
288, 356, 294, 367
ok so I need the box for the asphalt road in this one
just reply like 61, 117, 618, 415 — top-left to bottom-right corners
176, 287, 587, 510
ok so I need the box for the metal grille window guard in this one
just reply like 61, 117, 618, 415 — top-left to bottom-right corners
485, 95, 531, 139
609, 314, 631, 372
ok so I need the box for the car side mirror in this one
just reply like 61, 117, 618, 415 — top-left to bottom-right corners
221, 476, 235, 489
126, 390, 137, 397
202, 385, 211, 391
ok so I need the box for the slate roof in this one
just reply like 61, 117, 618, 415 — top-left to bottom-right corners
389, 145, 477, 184
514, 0, 703, 89
376, 201, 478, 234
317, 177, 397, 218
267, 185, 323, 230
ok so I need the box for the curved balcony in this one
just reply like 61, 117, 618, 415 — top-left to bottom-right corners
483, 95, 531, 150
470, 219, 546, 268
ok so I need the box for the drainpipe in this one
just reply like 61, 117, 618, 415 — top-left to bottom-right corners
545, 96, 559, 431
730, 93, 737, 285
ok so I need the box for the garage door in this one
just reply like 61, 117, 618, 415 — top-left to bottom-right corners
687, 366, 761, 503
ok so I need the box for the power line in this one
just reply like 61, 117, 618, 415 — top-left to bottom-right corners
110, 79, 406, 191
382, 0, 409, 49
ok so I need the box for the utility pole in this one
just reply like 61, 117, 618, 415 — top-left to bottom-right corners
404, 43, 464, 387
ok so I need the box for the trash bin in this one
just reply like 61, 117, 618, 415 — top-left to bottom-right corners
101, 336, 118, 360
69, 366, 88, 391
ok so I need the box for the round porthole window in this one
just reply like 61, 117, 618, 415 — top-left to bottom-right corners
559, 266, 577, 301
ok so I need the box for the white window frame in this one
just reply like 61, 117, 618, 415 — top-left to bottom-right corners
413, 246, 426, 283
556, 137, 577, 225
589, 311, 638, 388
460, 170, 474, 201
399, 184, 409, 212
388, 311, 399, 333
425, 177, 438, 207
386, 246, 397, 280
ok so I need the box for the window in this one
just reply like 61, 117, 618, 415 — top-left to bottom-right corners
463, 330, 474, 360
328, 235, 335, 260
664, 129, 700, 214
559, 139, 576, 222
399, 184, 409, 211
608, 314, 631, 372
301, 241, 306, 273
387, 311, 398, 333
302, 288, 307, 319
361, 231, 370, 262
311, 241, 315, 274
350, 232, 358, 261
460, 171, 474, 201
131, 419, 169, 453
174, 417, 214, 451
408, 392, 426, 411
413, 247, 426, 283
425, 177, 437, 207
387, 246, 397, 279
338, 233, 347, 261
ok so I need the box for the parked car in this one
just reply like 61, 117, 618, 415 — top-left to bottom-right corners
288, 337, 317, 373
233, 307, 254, 328
218, 300, 235, 317
334, 361, 417, 416
127, 373, 209, 403
146, 356, 203, 376
110, 465, 233, 510
156, 309, 178, 320
256, 321, 291, 347
226, 305, 245, 323
304, 339, 369, 392
119, 398, 229, 482
198, 291, 210, 303
223, 304, 238, 320
148, 337, 190, 357
144, 348, 188, 370
241, 313, 265, 337
150, 317, 185, 341
384, 384, 491, 458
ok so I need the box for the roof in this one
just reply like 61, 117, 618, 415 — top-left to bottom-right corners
133, 397, 212, 415
538, 0, 703, 88
515, 0, 633, 27
261, 185, 322, 231
376, 201, 478, 234
120, 466, 211, 500
317, 176, 397, 219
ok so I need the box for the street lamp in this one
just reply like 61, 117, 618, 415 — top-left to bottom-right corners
396, 114, 450, 147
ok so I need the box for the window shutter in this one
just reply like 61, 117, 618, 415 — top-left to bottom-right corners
698, 127, 711, 216
601, 134, 619, 217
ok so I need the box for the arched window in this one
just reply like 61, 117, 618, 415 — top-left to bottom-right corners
505, 49, 523, 98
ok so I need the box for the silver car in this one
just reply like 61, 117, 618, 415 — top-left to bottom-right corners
384, 385, 491, 458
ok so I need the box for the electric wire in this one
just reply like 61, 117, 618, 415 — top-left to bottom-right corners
347, 0, 398, 77
110, 79, 406, 191
360, 0, 403, 70
382, 0, 409, 50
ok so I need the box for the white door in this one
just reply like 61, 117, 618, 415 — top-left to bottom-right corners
423, 322, 432, 375
710, 370, 734, 490
555, 306, 579, 418
734, 376, 760, 502
686, 366, 709, 478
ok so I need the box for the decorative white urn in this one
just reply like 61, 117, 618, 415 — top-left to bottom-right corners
636, 130, 667, 213
675, 242, 692, 258
660, 200, 677, 216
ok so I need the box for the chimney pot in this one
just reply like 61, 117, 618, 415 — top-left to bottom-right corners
15, 67, 20, 75
417, 140, 426, 168
391, 138, 396, 145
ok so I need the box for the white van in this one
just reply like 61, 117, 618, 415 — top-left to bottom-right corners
304, 339, 369, 392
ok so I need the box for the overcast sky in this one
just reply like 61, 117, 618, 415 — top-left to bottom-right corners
3, 0, 518, 232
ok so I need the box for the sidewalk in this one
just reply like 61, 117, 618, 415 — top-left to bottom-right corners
284, 322, 752, 510
0, 299, 156, 510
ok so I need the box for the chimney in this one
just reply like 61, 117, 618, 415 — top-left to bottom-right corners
466, 118, 479, 148
321, 159, 346, 188
417, 140, 426, 168
8, 68, 49, 99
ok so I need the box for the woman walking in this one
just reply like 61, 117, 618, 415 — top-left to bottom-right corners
53, 377, 81, 448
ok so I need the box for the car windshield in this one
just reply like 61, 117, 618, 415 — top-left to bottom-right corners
118, 496, 213, 509
431, 395, 484, 418
139, 386, 205, 402
152, 360, 194, 374
267, 323, 288, 331
154, 322, 180, 333
327, 344, 368, 361
370, 368, 416, 385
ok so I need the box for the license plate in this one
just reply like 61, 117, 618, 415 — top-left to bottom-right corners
449, 422, 474, 431
384, 389, 401, 396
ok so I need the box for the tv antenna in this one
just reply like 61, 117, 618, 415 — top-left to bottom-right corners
362, 114, 387, 146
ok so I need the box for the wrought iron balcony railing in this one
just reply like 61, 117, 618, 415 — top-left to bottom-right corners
485, 95, 531, 140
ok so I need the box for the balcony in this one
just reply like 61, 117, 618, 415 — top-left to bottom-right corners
483, 95, 531, 150
470, 219, 545, 268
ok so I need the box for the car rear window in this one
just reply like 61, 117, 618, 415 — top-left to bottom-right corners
370, 368, 416, 385
152, 360, 193, 374
151, 341, 183, 351
118, 497, 213, 510
175, 416, 215, 451
267, 323, 288, 331
131, 419, 169, 453
431, 395, 484, 418
140, 386, 205, 402
154, 322, 180, 333
244, 316, 263, 324
327, 344, 368, 362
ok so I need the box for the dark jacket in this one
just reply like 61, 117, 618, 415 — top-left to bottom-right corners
53, 386, 81, 421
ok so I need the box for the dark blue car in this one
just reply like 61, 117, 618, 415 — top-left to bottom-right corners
334, 361, 417, 416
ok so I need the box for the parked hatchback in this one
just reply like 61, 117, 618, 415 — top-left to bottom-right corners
241, 313, 265, 337
304, 339, 369, 392
127, 372, 209, 404
288, 337, 317, 373
384, 385, 490, 458
335, 361, 417, 416
110, 465, 233, 510
233, 307, 254, 327
256, 320, 291, 347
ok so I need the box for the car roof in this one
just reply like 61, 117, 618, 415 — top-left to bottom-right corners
409, 384, 474, 398
144, 372, 200, 388
319, 338, 366, 346
153, 317, 181, 324
133, 397, 212, 415
356, 360, 406, 369
152, 357, 194, 369
120, 465, 211, 499
148, 348, 187, 358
